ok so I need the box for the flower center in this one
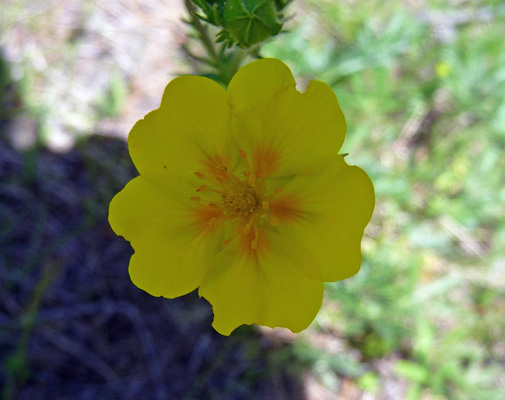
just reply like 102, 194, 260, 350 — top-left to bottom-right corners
191, 150, 280, 250
221, 179, 258, 217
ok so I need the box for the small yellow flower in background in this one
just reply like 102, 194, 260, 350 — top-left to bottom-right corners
109, 58, 375, 335
435, 62, 452, 78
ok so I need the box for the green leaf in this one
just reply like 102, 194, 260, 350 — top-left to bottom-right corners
395, 360, 429, 383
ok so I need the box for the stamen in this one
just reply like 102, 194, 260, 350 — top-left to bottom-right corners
230, 174, 242, 184
263, 186, 284, 202
243, 224, 251, 235
190, 151, 272, 240
247, 173, 256, 187
250, 225, 259, 250
208, 188, 226, 195
222, 238, 231, 246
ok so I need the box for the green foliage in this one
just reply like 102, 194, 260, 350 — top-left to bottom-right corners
95, 70, 127, 119
265, 1, 505, 397
0, 49, 22, 123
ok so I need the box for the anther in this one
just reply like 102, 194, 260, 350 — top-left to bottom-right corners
196, 185, 208, 192
270, 218, 278, 226
208, 203, 218, 208
190, 196, 200, 202
243, 224, 251, 235
251, 225, 259, 250
216, 176, 226, 182
215, 165, 227, 172
247, 174, 256, 187
222, 238, 232, 246
208, 217, 217, 227
261, 201, 269, 210
194, 171, 205, 179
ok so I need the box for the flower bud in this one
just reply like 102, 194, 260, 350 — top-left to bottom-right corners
192, 0, 290, 48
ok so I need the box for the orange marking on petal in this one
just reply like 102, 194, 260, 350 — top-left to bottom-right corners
252, 142, 281, 178
250, 225, 259, 250
239, 225, 270, 258
270, 194, 305, 224
192, 206, 223, 232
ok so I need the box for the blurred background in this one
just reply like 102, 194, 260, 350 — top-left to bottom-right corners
1, 0, 504, 399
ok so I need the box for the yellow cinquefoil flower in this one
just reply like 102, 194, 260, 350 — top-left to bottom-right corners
109, 59, 374, 335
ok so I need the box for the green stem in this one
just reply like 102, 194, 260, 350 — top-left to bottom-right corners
3, 260, 63, 400
222, 50, 245, 86
184, 0, 219, 65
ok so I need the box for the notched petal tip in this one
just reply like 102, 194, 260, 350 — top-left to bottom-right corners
227, 58, 296, 112
107, 178, 140, 240
200, 240, 325, 336
211, 318, 244, 337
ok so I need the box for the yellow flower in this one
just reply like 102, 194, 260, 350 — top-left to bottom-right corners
109, 59, 375, 335
435, 62, 452, 78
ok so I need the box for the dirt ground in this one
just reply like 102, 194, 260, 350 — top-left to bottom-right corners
1, 0, 192, 149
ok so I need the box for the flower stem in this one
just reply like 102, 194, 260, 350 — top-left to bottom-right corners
184, 0, 219, 65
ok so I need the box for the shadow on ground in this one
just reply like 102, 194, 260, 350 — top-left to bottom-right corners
0, 53, 306, 400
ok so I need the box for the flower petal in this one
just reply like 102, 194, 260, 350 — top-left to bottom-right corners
199, 230, 324, 335
227, 58, 296, 113
270, 156, 375, 282
129, 76, 236, 179
109, 176, 225, 298
227, 59, 346, 178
